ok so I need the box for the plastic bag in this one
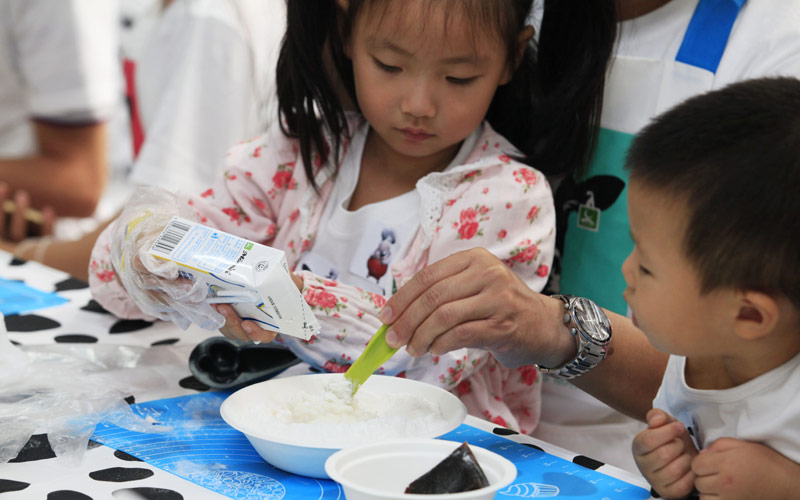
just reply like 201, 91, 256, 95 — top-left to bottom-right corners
0, 320, 178, 465
110, 186, 224, 330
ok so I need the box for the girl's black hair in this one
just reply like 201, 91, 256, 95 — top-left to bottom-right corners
276, 0, 617, 188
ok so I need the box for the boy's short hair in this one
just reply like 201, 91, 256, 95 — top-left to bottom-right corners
626, 77, 800, 309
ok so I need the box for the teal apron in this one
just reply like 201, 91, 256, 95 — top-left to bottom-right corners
559, 0, 747, 314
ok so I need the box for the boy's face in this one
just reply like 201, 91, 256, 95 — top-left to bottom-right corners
622, 179, 731, 357
347, 1, 513, 165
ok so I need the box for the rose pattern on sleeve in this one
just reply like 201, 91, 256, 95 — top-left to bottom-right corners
89, 248, 115, 283
505, 238, 543, 268
513, 166, 539, 193
453, 204, 491, 240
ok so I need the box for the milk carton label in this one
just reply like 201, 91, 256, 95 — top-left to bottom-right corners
148, 216, 319, 340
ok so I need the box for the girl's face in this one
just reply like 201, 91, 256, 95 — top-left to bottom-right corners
347, 1, 514, 165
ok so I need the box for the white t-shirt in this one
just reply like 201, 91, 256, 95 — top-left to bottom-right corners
0, 0, 121, 158
532, 0, 800, 473
129, 0, 286, 194
654, 354, 800, 462
299, 121, 479, 297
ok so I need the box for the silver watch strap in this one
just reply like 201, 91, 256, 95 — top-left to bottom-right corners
536, 295, 608, 380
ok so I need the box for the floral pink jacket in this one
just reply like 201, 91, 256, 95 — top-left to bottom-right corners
89, 116, 555, 433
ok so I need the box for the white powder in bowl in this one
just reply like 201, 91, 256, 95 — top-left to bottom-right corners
244, 377, 450, 447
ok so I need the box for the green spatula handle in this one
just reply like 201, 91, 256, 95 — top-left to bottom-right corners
344, 324, 399, 394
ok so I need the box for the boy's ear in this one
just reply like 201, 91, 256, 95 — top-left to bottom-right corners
337, 0, 348, 10
502, 25, 535, 85
732, 290, 780, 341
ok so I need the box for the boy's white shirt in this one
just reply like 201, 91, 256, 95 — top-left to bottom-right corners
654, 353, 800, 462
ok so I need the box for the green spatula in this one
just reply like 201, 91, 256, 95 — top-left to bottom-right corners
344, 324, 399, 395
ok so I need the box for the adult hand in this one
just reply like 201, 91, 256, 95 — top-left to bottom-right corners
0, 182, 55, 242
632, 408, 697, 499
379, 247, 573, 368
692, 438, 798, 500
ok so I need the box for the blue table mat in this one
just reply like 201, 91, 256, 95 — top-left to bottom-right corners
93, 392, 650, 500
0, 277, 68, 315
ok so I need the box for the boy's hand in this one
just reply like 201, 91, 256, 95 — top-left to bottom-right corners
632, 408, 698, 499
692, 438, 797, 500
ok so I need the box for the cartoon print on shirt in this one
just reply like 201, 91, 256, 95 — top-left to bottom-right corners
366, 229, 396, 282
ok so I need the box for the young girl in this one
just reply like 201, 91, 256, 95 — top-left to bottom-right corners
89, 0, 617, 433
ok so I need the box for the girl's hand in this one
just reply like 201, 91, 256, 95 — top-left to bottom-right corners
290, 271, 304, 291
213, 304, 278, 343
379, 248, 568, 368
214, 271, 302, 342
632, 408, 698, 499
692, 438, 798, 500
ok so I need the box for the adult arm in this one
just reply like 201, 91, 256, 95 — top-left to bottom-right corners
0, 121, 108, 217
1, 0, 119, 216
381, 247, 666, 421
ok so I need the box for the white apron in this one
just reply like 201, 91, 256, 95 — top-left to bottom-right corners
558, 0, 746, 315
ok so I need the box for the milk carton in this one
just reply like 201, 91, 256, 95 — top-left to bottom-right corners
148, 217, 319, 340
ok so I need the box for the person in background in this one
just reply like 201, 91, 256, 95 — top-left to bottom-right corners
626, 77, 800, 499
128, 0, 285, 192
0, 0, 121, 235
2, 0, 287, 281
88, 0, 618, 434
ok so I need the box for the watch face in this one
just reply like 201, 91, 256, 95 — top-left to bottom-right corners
572, 297, 611, 342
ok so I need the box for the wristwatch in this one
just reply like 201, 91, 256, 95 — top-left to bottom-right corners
536, 295, 612, 380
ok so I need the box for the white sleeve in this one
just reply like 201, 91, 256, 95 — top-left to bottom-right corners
129, 5, 266, 194
9, 0, 121, 122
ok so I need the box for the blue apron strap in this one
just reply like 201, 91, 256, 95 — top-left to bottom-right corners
675, 0, 746, 73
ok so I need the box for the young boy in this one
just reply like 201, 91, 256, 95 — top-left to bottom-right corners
622, 77, 800, 499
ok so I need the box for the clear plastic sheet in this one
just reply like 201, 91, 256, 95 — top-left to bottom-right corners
0, 317, 182, 464
109, 185, 224, 330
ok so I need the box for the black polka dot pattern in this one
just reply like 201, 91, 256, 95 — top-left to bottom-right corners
178, 376, 210, 391
9, 434, 56, 463
573, 455, 605, 470
151, 338, 180, 346
54, 334, 98, 343
113, 450, 143, 462
47, 490, 92, 500
80, 299, 110, 314
54, 277, 89, 292
492, 427, 519, 436
521, 442, 545, 453
5, 313, 61, 332
112, 487, 183, 500
109, 319, 154, 334
0, 479, 30, 493
89, 467, 155, 482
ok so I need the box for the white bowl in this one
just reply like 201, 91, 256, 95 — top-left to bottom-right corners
325, 439, 517, 500
220, 373, 467, 478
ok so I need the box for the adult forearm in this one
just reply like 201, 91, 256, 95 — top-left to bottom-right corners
0, 156, 105, 217
569, 308, 666, 422
0, 121, 108, 217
